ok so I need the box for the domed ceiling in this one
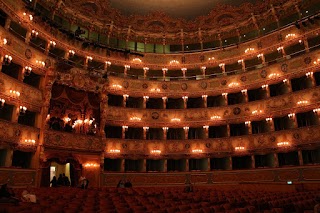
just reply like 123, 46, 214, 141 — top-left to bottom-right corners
108, 0, 259, 20
63, 0, 287, 32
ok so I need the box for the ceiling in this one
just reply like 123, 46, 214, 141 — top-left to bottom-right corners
109, 0, 260, 20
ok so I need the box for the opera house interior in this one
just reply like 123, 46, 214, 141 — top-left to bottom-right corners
1, 0, 320, 212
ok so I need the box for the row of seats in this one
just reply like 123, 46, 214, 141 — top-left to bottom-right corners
1, 186, 319, 213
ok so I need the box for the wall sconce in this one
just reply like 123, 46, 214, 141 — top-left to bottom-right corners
24, 66, 32, 76
151, 150, 161, 154
277, 142, 290, 147
288, 113, 295, 118
268, 73, 280, 78
111, 84, 122, 89
211, 115, 221, 120
36, 60, 45, 67
143, 127, 149, 131
169, 60, 179, 65
171, 118, 181, 122
68, 50, 75, 57
266, 117, 272, 122
124, 65, 130, 70
63, 117, 71, 123
313, 108, 320, 113
235, 146, 245, 151
202, 95, 208, 99
182, 96, 188, 101
84, 163, 99, 167
257, 53, 263, 59
261, 84, 268, 89
192, 149, 203, 153
10, 90, 20, 97
228, 82, 239, 87
132, 58, 142, 63
3, 55, 12, 64
105, 61, 111, 66
31, 29, 38, 37
183, 126, 189, 130
162, 68, 168, 73
201, 66, 207, 71
0, 98, 5, 108
285, 33, 296, 39
219, 63, 225, 69
245, 48, 255, 53
130, 117, 141, 121
222, 93, 228, 97
238, 59, 243, 64
162, 97, 167, 101
143, 96, 149, 100
241, 89, 247, 94
208, 57, 215, 61
150, 88, 161, 92
306, 72, 313, 77
277, 46, 284, 52
49, 40, 56, 47
314, 59, 320, 65
109, 149, 121, 154
181, 67, 187, 72
123, 94, 129, 100
122, 126, 128, 131
143, 67, 149, 72
203, 125, 209, 129
86, 56, 93, 61
297, 100, 308, 105
23, 12, 33, 21
19, 106, 27, 115
24, 139, 35, 144
245, 121, 251, 125
162, 127, 169, 131
2, 38, 7, 45
283, 79, 288, 83
252, 110, 263, 115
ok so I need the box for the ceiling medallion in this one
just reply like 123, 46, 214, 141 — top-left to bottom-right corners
181, 83, 188, 91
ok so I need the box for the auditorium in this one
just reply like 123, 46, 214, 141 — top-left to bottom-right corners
0, 0, 320, 212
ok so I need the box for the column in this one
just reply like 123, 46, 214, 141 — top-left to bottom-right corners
298, 150, 303, 166
4, 149, 13, 167
143, 67, 149, 79
123, 94, 128, 107
302, 37, 310, 53
182, 96, 188, 109
283, 79, 292, 93
183, 127, 189, 140
162, 68, 168, 80
273, 153, 279, 168
288, 113, 298, 128
245, 121, 252, 134
45, 42, 51, 55
203, 126, 209, 139
100, 92, 108, 137
25, 30, 32, 44
163, 159, 167, 172
201, 66, 206, 77
228, 156, 232, 170
181, 68, 187, 79
202, 95, 207, 108
308, 72, 316, 87
4, 18, 11, 30
84, 57, 91, 70
122, 126, 127, 139
226, 124, 231, 137
162, 97, 167, 109
143, 96, 148, 108
142, 159, 146, 172
124, 65, 130, 77
251, 155, 255, 169
266, 118, 275, 131
162, 127, 168, 140
121, 159, 125, 172
222, 93, 228, 106
263, 85, 270, 98
143, 127, 148, 140
100, 153, 105, 173
12, 106, 20, 123
242, 89, 248, 103
270, 4, 280, 27
207, 158, 211, 171
238, 59, 245, 72
185, 159, 189, 172
258, 54, 266, 66
219, 63, 226, 75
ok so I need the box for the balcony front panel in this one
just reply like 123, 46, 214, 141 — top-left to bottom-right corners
102, 166, 320, 186
105, 86, 320, 126
0, 119, 39, 151
0, 167, 36, 187
105, 125, 320, 157
0, 72, 42, 112
44, 130, 105, 153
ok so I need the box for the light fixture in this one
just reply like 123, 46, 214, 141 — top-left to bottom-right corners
132, 58, 142, 63
183, 126, 189, 130
235, 146, 245, 151
24, 139, 35, 144
169, 60, 179, 65
19, 106, 27, 115
162, 97, 167, 101
266, 117, 272, 122
124, 65, 130, 70
313, 108, 320, 113
162, 68, 168, 72
143, 127, 149, 131
123, 94, 129, 99
84, 163, 99, 167
181, 67, 187, 72
68, 50, 75, 57
3, 55, 12, 64
285, 33, 296, 39
49, 40, 56, 47
2, 38, 7, 45
143, 67, 149, 71
257, 53, 264, 59
222, 93, 228, 97
283, 79, 288, 83
238, 59, 243, 64
245, 121, 251, 125
63, 117, 71, 123
245, 48, 255, 53
86, 56, 93, 61
262, 84, 268, 89
202, 95, 208, 98
143, 96, 149, 100
130, 117, 141, 121
0, 98, 5, 108
171, 118, 181, 122
228, 82, 239, 87
210, 115, 221, 120
24, 66, 32, 76
162, 127, 168, 130
277, 142, 290, 147
252, 110, 263, 115
192, 149, 203, 153
23, 12, 33, 21
151, 150, 161, 154
150, 88, 161, 92
297, 100, 308, 105
105, 61, 111, 66
277, 46, 284, 52
241, 89, 247, 94
306, 72, 313, 77
36, 60, 45, 67
288, 113, 295, 118
182, 96, 188, 101
208, 57, 215, 61
314, 59, 320, 65
31, 29, 38, 37
111, 84, 122, 89
203, 125, 209, 129
269, 73, 280, 78
122, 126, 128, 130
109, 149, 121, 154
219, 63, 225, 69
10, 90, 20, 97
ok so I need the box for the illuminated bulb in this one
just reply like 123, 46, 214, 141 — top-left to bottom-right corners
162, 127, 168, 130
241, 89, 247, 93
162, 68, 168, 72
203, 125, 209, 129
130, 117, 141, 121
124, 65, 130, 70
235, 146, 245, 151
219, 63, 225, 68
245, 48, 255, 53
222, 93, 228, 97
171, 118, 181, 122
111, 84, 122, 89
105, 61, 111, 66
306, 72, 313, 77
208, 57, 215, 61
266, 117, 272, 122
169, 60, 179, 65
183, 126, 189, 130
192, 149, 203, 153
143, 67, 149, 71
122, 126, 128, 129
86, 56, 93, 61
277, 142, 290, 147
238, 59, 243, 64
313, 108, 320, 113
143, 127, 149, 131
228, 82, 239, 87
150, 88, 161, 92
268, 73, 280, 78
109, 149, 121, 153
262, 84, 268, 89
283, 79, 288, 83
257, 53, 263, 59
132, 58, 142, 63
297, 100, 308, 105
288, 113, 295, 118
143, 96, 149, 100
151, 150, 161, 154
202, 95, 208, 98
123, 94, 129, 99
285, 33, 296, 39
68, 50, 75, 56
182, 96, 188, 100
210, 115, 221, 120
3, 38, 7, 45
245, 121, 251, 125
49, 41, 56, 47
252, 110, 263, 115
277, 47, 283, 52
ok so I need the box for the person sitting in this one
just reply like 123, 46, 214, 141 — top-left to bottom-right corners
50, 176, 58, 187
21, 187, 36, 203
0, 184, 19, 204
